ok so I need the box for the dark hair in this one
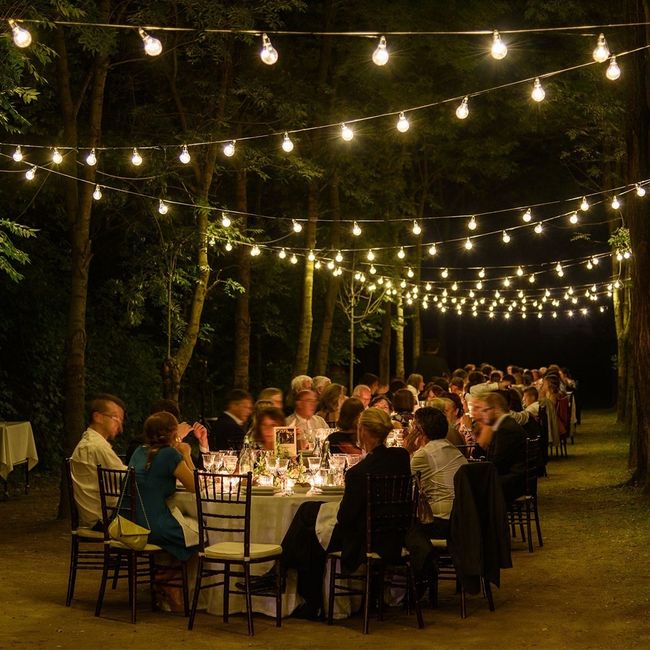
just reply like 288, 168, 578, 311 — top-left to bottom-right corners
444, 391, 464, 419
359, 373, 379, 388
490, 371, 502, 383
143, 411, 178, 468
370, 394, 392, 410
431, 376, 449, 392
250, 405, 285, 446
337, 397, 365, 431
318, 383, 346, 413
393, 388, 415, 413
149, 399, 180, 419
523, 386, 539, 401
88, 393, 126, 422
450, 377, 464, 391
480, 364, 494, 376
484, 392, 509, 413
522, 373, 533, 387
467, 371, 485, 388
414, 407, 449, 440
226, 389, 252, 405
389, 378, 407, 395
452, 368, 468, 380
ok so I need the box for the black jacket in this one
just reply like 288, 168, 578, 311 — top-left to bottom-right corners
207, 413, 245, 451
487, 415, 527, 503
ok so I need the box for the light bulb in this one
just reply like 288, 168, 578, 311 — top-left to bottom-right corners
502, 230, 511, 243
93, 185, 102, 200
138, 28, 162, 56
12, 146, 23, 162
531, 78, 545, 102
352, 221, 361, 236
396, 111, 410, 133
580, 196, 590, 211
221, 213, 231, 228
292, 219, 302, 233
606, 56, 621, 81
503, 277, 511, 287
308, 250, 315, 261
529, 274, 535, 284
367, 249, 375, 261
464, 237, 473, 250
425, 282, 431, 291
251, 245, 261, 257
158, 199, 169, 215
341, 123, 354, 141
397, 247, 406, 259
523, 208, 532, 223
412, 220, 421, 235
428, 243, 437, 256
278, 248, 287, 259
624, 250, 631, 259
9, 20, 32, 48
555, 262, 563, 274
592, 257, 600, 265
86, 148, 97, 166
451, 282, 458, 291
586, 260, 593, 270
407, 267, 414, 278
225, 242, 233, 252
468, 216, 477, 231
25, 166, 36, 180
476, 281, 483, 290
179, 145, 191, 164
372, 35, 389, 66
401, 279, 407, 289
131, 148, 142, 166
516, 266, 524, 277
370, 264, 376, 274
478, 268, 485, 278
534, 222, 543, 234
260, 33, 278, 65
335, 250, 343, 263
223, 141, 236, 157
282, 132, 294, 152
455, 96, 469, 120
441, 268, 449, 279
52, 148, 63, 164
611, 195, 621, 209
315, 260, 321, 270
491, 30, 507, 60
593, 34, 610, 63
569, 212, 579, 224
636, 183, 646, 197
616, 251, 623, 261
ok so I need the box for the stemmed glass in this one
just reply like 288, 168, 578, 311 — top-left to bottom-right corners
308, 456, 322, 494
329, 454, 346, 486
222, 454, 238, 474
275, 458, 290, 494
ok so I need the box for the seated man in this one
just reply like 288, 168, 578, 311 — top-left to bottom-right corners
351, 384, 372, 408
208, 389, 253, 451
286, 389, 328, 450
70, 394, 127, 529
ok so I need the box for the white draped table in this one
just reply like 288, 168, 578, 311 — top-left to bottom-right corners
0, 421, 38, 495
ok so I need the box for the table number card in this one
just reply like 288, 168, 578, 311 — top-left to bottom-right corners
274, 426, 297, 457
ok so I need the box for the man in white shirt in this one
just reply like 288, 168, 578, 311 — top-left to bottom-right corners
70, 394, 127, 529
286, 390, 328, 450
352, 384, 372, 408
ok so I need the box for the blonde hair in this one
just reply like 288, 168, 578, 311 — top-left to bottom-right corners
358, 407, 393, 442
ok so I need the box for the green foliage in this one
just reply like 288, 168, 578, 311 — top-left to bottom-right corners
0, 219, 38, 281
609, 226, 631, 252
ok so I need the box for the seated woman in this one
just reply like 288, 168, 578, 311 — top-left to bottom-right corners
326, 397, 365, 454
370, 394, 392, 414
247, 404, 286, 450
391, 388, 416, 428
129, 412, 198, 562
316, 383, 346, 427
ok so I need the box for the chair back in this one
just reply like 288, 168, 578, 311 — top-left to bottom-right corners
193, 470, 252, 556
96, 466, 133, 540
64, 458, 81, 532
524, 436, 541, 495
365, 473, 414, 561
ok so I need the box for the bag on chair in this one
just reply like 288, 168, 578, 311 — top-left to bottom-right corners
415, 475, 434, 525
108, 471, 151, 550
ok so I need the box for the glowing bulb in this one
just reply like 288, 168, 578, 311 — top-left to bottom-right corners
400, 279, 407, 289
341, 123, 354, 141
158, 199, 168, 215
534, 222, 543, 234
491, 30, 507, 60
25, 166, 36, 180
456, 96, 469, 120
516, 266, 524, 277
580, 196, 590, 211
592, 257, 599, 265
396, 112, 410, 132
397, 247, 406, 259
464, 237, 473, 250
179, 145, 191, 164
636, 184, 646, 197
308, 250, 315, 261
9, 20, 32, 48
260, 33, 278, 65
529, 274, 535, 284
476, 281, 483, 290
93, 185, 102, 200
611, 195, 621, 209
12, 146, 23, 162
221, 213, 231, 228
407, 267, 414, 278
315, 261, 321, 270
282, 132, 294, 152
225, 242, 233, 252
131, 148, 142, 166
370, 264, 376, 274
327, 260, 334, 270
139, 28, 162, 56
335, 250, 343, 263
428, 243, 437, 256
531, 78, 545, 102
292, 219, 302, 233
606, 56, 621, 81
624, 250, 631, 259
522, 208, 532, 223
372, 35, 389, 66
593, 33, 610, 63
468, 216, 477, 231
412, 220, 421, 235
278, 248, 286, 259
86, 148, 97, 166
251, 245, 261, 257
52, 148, 63, 164
452, 282, 458, 291
502, 230, 511, 243
478, 268, 485, 278
290, 253, 298, 264
569, 212, 579, 224
441, 268, 449, 279
425, 282, 431, 291
223, 141, 236, 157
367, 249, 375, 261
586, 260, 593, 270
352, 221, 361, 236
503, 277, 511, 287
555, 262, 563, 274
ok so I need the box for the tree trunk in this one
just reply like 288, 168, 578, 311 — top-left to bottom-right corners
233, 170, 251, 389
614, 279, 632, 423
379, 300, 392, 385
395, 289, 405, 380
411, 236, 423, 372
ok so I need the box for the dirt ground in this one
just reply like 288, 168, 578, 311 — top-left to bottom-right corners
1, 409, 649, 650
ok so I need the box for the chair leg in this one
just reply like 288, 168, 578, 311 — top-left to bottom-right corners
484, 579, 495, 612
525, 500, 534, 553
111, 553, 122, 589
377, 565, 385, 621
66, 537, 78, 606
407, 560, 424, 629
181, 561, 189, 617
95, 547, 111, 617
509, 512, 516, 538
460, 586, 467, 619
327, 557, 336, 625
517, 507, 526, 542
149, 555, 157, 611
128, 553, 137, 624
363, 560, 372, 634
188, 556, 203, 630
429, 570, 439, 608
533, 501, 544, 547
274, 558, 282, 628
243, 563, 254, 636
223, 563, 230, 624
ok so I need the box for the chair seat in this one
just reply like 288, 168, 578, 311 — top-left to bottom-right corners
430, 538, 448, 550
109, 540, 162, 552
204, 541, 282, 561
75, 527, 105, 540
513, 495, 535, 504
328, 548, 409, 561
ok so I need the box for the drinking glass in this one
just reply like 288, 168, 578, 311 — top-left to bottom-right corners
275, 458, 290, 493
222, 454, 238, 474
329, 454, 346, 486
308, 457, 322, 492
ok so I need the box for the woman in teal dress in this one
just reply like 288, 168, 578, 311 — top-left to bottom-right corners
129, 411, 197, 561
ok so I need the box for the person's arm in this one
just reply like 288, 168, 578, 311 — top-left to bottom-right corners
509, 409, 530, 426
174, 440, 195, 471
469, 382, 499, 395
192, 422, 210, 452
173, 456, 196, 493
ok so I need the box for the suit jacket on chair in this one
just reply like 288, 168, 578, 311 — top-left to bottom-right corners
207, 413, 245, 451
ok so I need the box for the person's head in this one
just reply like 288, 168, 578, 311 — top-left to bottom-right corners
226, 389, 253, 422
393, 388, 416, 413
542, 373, 560, 396
467, 371, 486, 388
318, 383, 346, 414
452, 368, 468, 380
406, 373, 424, 392
388, 378, 407, 395
425, 397, 455, 426
88, 394, 126, 441
449, 377, 465, 395
312, 376, 331, 396
352, 384, 372, 408
291, 375, 312, 396
490, 370, 503, 383
251, 405, 286, 449
336, 397, 365, 432
149, 399, 180, 419
523, 386, 539, 408
481, 392, 509, 425
431, 376, 449, 393
480, 364, 494, 376
143, 411, 178, 448
357, 407, 393, 451
444, 391, 464, 420
359, 373, 380, 395
522, 372, 533, 387
257, 387, 283, 410
463, 364, 476, 373
420, 382, 439, 401
295, 389, 318, 418
413, 406, 449, 441
370, 394, 392, 414
531, 369, 540, 381
502, 373, 515, 388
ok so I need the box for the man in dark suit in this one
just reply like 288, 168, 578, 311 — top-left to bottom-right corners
207, 389, 253, 450
475, 392, 526, 504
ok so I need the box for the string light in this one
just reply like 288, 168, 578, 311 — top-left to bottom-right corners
412, 220, 422, 235
335, 250, 343, 263
586, 259, 593, 270
503, 277, 511, 287
502, 230, 511, 243
611, 195, 621, 209
138, 28, 162, 56
25, 166, 36, 180
367, 249, 375, 261
290, 253, 298, 264
456, 96, 469, 120
179, 145, 191, 164
158, 199, 169, 214
352, 221, 362, 236
606, 56, 621, 80
464, 237, 473, 250
593, 33, 610, 63
369, 264, 376, 274
522, 208, 532, 223
131, 148, 143, 166
428, 243, 437, 256
397, 247, 406, 259
468, 215, 477, 231
251, 245, 261, 257
478, 268, 486, 278
282, 132, 294, 152
93, 185, 102, 200
341, 123, 354, 141
531, 78, 545, 102
534, 222, 543, 234
516, 266, 524, 277
315, 260, 321, 270
86, 148, 97, 166
223, 141, 236, 157
278, 248, 287, 259
372, 35, 389, 66
12, 146, 23, 162
580, 196, 590, 211
490, 30, 507, 60
569, 212, 579, 224
396, 112, 410, 132
636, 183, 646, 197
307, 250, 315, 261
441, 268, 449, 279
529, 274, 536, 283
260, 33, 278, 65
292, 219, 302, 233
452, 282, 458, 291
9, 20, 32, 48
407, 267, 414, 278
52, 148, 63, 164
221, 212, 231, 227
225, 242, 233, 252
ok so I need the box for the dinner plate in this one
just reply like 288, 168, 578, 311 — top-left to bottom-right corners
250, 486, 277, 495
320, 485, 344, 493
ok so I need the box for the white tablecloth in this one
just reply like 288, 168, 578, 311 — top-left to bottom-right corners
0, 421, 38, 480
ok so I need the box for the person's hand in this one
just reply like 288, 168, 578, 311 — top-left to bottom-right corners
177, 422, 193, 440
192, 422, 209, 448
475, 422, 493, 448
403, 425, 422, 455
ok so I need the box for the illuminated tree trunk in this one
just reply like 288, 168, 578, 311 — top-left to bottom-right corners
379, 301, 392, 385
395, 289, 405, 380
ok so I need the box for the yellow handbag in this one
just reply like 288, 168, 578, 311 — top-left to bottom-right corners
108, 472, 151, 550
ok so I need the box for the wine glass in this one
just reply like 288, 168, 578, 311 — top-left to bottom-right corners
275, 458, 290, 493
329, 454, 346, 486
222, 454, 238, 474
308, 457, 322, 493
